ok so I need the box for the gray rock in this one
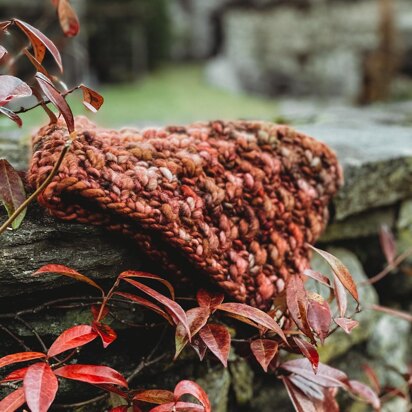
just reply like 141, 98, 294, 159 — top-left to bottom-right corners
197, 366, 231, 412
310, 248, 379, 362
229, 358, 254, 406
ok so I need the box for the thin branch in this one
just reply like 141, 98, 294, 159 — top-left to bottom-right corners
363, 247, 412, 286
0, 323, 31, 351
53, 393, 108, 410
14, 315, 47, 353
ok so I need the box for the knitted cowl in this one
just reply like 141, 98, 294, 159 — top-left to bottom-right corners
28, 117, 342, 309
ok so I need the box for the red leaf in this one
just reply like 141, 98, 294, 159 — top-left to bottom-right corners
379, 224, 396, 265
1, 367, 28, 383
333, 275, 348, 318
123, 278, 190, 338
79, 85, 104, 112
334, 318, 359, 334
282, 377, 317, 412
47, 325, 98, 357
0, 352, 46, 369
92, 321, 117, 348
288, 374, 325, 401
23, 362, 58, 412
174, 380, 211, 412
286, 275, 315, 342
0, 21, 12, 32
0, 159, 27, 229
56, 0, 80, 37
33, 264, 104, 294
149, 402, 205, 412
114, 292, 173, 324
133, 389, 174, 404
148, 403, 174, 412
0, 107, 23, 127
198, 324, 231, 367
281, 359, 348, 388
14, 19, 63, 71
348, 380, 381, 410
309, 246, 359, 305
250, 339, 278, 372
22, 48, 50, 77
0, 387, 25, 412
119, 271, 175, 299
35, 72, 75, 133
109, 407, 129, 412
292, 337, 319, 373
216, 303, 286, 343
196, 289, 224, 310
0, 75, 32, 106
303, 269, 332, 288
91, 304, 109, 321
307, 298, 331, 344
175, 307, 210, 359
54, 364, 128, 388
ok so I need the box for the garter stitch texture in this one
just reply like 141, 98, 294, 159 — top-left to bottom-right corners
28, 117, 342, 309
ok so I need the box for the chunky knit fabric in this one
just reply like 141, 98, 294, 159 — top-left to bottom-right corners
28, 117, 342, 308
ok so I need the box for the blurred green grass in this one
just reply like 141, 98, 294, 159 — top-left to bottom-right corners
2, 65, 279, 135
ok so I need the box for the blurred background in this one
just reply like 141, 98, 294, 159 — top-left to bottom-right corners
2, 0, 412, 128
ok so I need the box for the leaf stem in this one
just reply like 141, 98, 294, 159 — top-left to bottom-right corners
0, 137, 72, 235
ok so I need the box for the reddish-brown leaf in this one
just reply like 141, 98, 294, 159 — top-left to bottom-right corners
250, 339, 278, 372
196, 289, 224, 310
334, 318, 359, 334
56, 0, 80, 37
333, 275, 348, 318
292, 337, 319, 373
0, 21, 12, 32
23, 362, 58, 412
35, 72, 75, 133
303, 269, 332, 288
33, 264, 104, 294
79, 85, 104, 112
14, 19, 63, 71
0, 75, 32, 106
286, 275, 315, 342
91, 304, 109, 321
174, 380, 211, 412
92, 321, 117, 348
109, 407, 129, 412
114, 292, 173, 324
54, 364, 128, 388
175, 307, 210, 359
307, 298, 331, 344
1, 367, 28, 383
281, 359, 348, 388
48, 325, 98, 357
216, 303, 286, 343
379, 224, 396, 265
0, 159, 27, 229
0, 387, 26, 412
0, 352, 46, 369
119, 271, 175, 299
0, 45, 7, 60
309, 246, 359, 305
0, 106, 23, 127
123, 278, 190, 338
133, 389, 174, 404
198, 324, 231, 367
348, 380, 381, 410
282, 377, 317, 412
288, 374, 325, 401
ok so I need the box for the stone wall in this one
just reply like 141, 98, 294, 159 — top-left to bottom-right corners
1, 103, 412, 410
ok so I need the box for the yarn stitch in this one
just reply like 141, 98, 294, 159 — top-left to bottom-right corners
28, 117, 342, 309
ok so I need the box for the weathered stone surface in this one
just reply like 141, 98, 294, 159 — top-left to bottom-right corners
229, 358, 254, 406
310, 248, 379, 362
197, 366, 231, 412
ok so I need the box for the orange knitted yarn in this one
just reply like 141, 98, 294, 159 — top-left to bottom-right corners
28, 117, 342, 308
